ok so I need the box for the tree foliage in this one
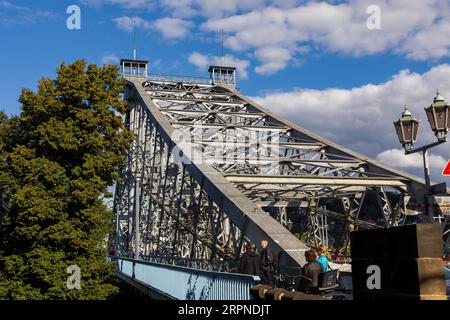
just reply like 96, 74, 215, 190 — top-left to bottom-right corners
0, 60, 132, 299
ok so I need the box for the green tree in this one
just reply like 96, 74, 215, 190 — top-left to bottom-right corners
0, 60, 132, 299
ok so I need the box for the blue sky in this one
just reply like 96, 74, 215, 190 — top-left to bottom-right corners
0, 0, 449, 183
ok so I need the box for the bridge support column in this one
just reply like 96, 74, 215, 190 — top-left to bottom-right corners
351, 224, 447, 300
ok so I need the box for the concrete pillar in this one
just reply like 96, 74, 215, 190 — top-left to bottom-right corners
351, 224, 447, 300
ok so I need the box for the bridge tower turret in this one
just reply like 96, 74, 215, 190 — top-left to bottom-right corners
120, 58, 148, 79
208, 65, 236, 86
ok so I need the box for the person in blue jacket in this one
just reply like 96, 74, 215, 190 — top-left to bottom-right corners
316, 246, 332, 272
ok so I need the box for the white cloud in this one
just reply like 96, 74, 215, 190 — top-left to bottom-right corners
376, 149, 447, 170
79, 0, 103, 7
254, 47, 292, 75
100, 53, 120, 65
195, 0, 266, 18
158, 0, 197, 18
81, 0, 153, 9
200, 0, 450, 74
153, 17, 193, 39
400, 18, 450, 61
113, 16, 152, 32
188, 52, 209, 69
159, 0, 267, 18
253, 64, 450, 181
87, 0, 267, 15
108, 0, 153, 8
0, 1, 58, 25
114, 16, 193, 40
107, 1, 450, 74
188, 52, 250, 79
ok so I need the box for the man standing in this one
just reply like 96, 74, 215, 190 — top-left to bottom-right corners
260, 240, 277, 286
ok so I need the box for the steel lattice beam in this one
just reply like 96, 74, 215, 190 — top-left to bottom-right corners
113, 76, 436, 269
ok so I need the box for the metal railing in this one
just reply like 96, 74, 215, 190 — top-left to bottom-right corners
140, 255, 240, 273
147, 74, 212, 85
122, 67, 147, 78
110, 256, 260, 300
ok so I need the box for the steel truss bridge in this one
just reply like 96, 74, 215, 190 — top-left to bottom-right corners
112, 61, 449, 274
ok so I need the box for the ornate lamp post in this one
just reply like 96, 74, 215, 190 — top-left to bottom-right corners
393, 90, 449, 219
393, 105, 420, 152
425, 89, 449, 141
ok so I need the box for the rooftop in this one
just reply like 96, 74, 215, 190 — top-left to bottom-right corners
208, 65, 236, 72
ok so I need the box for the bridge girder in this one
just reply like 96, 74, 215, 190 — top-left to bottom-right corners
113, 78, 433, 267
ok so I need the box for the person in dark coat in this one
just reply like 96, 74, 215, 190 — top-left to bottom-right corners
260, 240, 277, 286
299, 249, 324, 294
238, 243, 260, 276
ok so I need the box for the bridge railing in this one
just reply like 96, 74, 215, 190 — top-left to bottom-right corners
140, 255, 240, 273
109, 256, 260, 300
147, 74, 212, 85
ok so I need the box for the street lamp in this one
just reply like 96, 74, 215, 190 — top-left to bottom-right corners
393, 90, 449, 219
425, 89, 449, 142
393, 105, 420, 152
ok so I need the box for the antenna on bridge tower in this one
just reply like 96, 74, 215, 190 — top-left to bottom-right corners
120, 17, 148, 79
208, 29, 236, 86
221, 29, 224, 67
133, 18, 137, 60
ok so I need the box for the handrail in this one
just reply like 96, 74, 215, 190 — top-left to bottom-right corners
109, 256, 260, 300
147, 74, 212, 85
140, 254, 239, 272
